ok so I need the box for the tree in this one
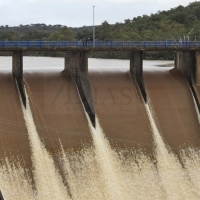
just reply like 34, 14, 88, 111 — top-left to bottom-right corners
22, 30, 48, 40
155, 20, 186, 40
96, 20, 111, 40
48, 27, 75, 41
76, 30, 92, 40
188, 22, 200, 40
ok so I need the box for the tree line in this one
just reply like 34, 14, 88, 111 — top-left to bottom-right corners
0, 1, 200, 59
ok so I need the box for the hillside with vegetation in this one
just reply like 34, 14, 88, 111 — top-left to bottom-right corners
0, 1, 200, 59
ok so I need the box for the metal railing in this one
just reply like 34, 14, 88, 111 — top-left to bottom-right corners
0, 41, 199, 49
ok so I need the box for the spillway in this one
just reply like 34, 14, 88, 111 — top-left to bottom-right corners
89, 60, 154, 155
0, 72, 32, 170
143, 64, 200, 153
24, 70, 92, 152
0, 57, 199, 199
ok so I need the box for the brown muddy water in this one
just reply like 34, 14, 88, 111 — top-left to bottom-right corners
0, 57, 199, 199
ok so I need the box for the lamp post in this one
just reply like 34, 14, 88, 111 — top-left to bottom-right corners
93, 6, 95, 47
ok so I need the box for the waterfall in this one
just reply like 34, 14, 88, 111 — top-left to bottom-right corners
145, 103, 199, 200
19, 87, 70, 200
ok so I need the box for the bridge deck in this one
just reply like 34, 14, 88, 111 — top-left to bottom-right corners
0, 41, 200, 51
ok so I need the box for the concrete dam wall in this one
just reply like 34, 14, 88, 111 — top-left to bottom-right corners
0, 52, 200, 199
9, 50, 200, 127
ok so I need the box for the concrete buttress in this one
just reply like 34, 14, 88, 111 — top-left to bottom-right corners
12, 51, 26, 107
0, 190, 4, 200
65, 51, 95, 127
175, 51, 200, 112
130, 51, 147, 103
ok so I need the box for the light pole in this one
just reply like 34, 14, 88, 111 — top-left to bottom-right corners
93, 6, 95, 47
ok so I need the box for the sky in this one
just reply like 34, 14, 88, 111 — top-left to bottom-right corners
0, 0, 196, 27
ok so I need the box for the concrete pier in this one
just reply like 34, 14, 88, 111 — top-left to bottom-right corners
65, 51, 95, 127
130, 51, 147, 102
175, 51, 196, 83
175, 51, 200, 111
195, 52, 200, 85
12, 51, 26, 107
0, 190, 4, 200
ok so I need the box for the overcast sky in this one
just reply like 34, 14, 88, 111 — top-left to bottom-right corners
0, 0, 196, 27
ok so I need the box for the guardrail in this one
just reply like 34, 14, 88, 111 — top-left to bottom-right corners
0, 41, 199, 49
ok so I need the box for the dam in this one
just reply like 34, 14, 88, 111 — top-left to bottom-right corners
0, 41, 200, 199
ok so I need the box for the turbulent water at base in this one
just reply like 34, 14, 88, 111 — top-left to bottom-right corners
145, 104, 199, 199
86, 115, 129, 200
19, 87, 70, 200
0, 57, 200, 199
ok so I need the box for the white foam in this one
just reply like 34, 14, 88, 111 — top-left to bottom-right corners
19, 87, 70, 200
145, 103, 199, 200
0, 158, 35, 200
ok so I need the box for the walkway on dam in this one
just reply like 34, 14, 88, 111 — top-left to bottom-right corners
0, 40, 200, 51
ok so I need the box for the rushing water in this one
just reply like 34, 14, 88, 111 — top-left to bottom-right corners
0, 57, 199, 199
